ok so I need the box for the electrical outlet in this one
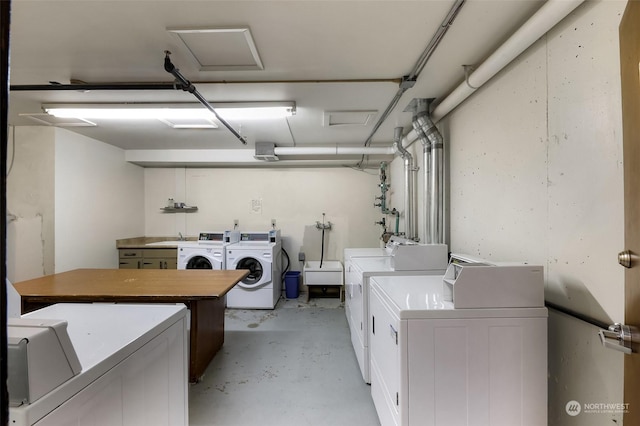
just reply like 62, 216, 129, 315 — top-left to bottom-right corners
271, 218, 277, 228
234, 219, 239, 227
298, 252, 305, 262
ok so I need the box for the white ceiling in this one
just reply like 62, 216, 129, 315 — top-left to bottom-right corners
8, 0, 545, 160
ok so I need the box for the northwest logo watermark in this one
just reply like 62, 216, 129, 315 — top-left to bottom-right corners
565, 401, 581, 416
565, 400, 629, 416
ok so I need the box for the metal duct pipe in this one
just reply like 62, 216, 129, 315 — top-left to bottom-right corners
412, 99, 445, 244
273, 146, 395, 156
393, 127, 418, 241
410, 99, 432, 244
429, 121, 445, 245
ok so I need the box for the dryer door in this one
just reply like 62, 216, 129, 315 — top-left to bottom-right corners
234, 256, 271, 288
186, 255, 214, 269
184, 249, 223, 270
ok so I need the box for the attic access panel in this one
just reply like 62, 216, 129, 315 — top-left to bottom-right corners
168, 27, 264, 71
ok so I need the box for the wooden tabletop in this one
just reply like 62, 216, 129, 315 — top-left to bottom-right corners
13, 268, 249, 302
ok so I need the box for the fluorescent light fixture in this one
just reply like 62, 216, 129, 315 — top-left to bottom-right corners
42, 102, 296, 124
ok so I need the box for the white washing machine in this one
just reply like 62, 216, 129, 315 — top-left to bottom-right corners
177, 231, 240, 270
225, 230, 282, 309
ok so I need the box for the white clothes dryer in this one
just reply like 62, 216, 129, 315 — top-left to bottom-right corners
225, 230, 282, 309
177, 230, 240, 270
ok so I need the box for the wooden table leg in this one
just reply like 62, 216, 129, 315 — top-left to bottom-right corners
188, 297, 226, 383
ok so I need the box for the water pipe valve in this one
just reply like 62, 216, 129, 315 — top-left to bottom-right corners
315, 213, 332, 230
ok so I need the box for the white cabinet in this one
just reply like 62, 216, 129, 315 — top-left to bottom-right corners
369, 277, 547, 426
10, 303, 188, 426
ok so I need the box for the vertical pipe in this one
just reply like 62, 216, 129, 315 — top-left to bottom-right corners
411, 99, 432, 243
423, 144, 431, 243
393, 127, 417, 240
432, 135, 444, 243
412, 102, 444, 244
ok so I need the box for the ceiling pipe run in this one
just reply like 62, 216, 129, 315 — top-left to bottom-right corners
273, 146, 394, 156
400, 0, 585, 151
10, 78, 401, 92
389, 0, 584, 246
431, 0, 584, 122
360, 0, 466, 150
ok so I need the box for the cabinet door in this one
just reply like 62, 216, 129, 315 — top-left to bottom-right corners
163, 258, 177, 269
119, 249, 142, 269
141, 259, 162, 269
119, 259, 141, 269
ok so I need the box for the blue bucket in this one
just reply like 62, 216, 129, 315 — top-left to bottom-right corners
284, 271, 301, 299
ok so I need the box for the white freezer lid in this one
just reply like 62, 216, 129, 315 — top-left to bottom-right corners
371, 276, 548, 320
352, 256, 446, 277
344, 247, 390, 259
11, 303, 187, 425
449, 252, 531, 266
21, 303, 187, 371
352, 256, 393, 272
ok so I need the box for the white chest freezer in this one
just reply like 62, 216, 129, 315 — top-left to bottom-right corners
344, 244, 448, 384
368, 270, 547, 426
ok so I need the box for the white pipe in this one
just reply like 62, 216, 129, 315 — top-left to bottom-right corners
274, 146, 395, 156
125, 149, 390, 167
431, 0, 584, 122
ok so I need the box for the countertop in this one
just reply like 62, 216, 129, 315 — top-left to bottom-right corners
116, 236, 197, 249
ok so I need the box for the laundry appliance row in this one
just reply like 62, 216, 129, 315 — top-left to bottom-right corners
177, 229, 282, 309
360, 252, 547, 426
344, 237, 449, 383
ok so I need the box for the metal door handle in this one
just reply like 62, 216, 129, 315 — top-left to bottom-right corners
599, 323, 639, 354
618, 250, 634, 268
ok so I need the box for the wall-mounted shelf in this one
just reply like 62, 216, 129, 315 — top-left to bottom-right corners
160, 206, 198, 213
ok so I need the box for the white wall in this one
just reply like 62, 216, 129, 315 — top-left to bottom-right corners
144, 167, 382, 270
6, 126, 55, 282
6, 126, 145, 280
389, 1, 626, 424
54, 128, 145, 271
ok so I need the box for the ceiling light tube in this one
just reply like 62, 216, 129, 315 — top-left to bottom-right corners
42, 102, 296, 121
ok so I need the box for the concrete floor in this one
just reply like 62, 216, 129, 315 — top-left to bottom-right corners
189, 296, 380, 426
